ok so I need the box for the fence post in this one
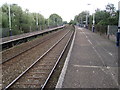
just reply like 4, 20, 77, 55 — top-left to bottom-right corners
107, 25, 110, 39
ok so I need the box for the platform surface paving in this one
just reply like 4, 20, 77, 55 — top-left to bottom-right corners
57, 26, 119, 89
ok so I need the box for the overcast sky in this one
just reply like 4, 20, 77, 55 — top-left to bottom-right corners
0, 0, 119, 22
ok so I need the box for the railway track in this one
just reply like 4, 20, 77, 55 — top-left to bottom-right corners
3, 27, 74, 89
1, 26, 65, 51
2, 29, 69, 89
2, 29, 64, 64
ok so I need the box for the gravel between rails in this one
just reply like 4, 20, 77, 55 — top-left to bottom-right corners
10, 27, 73, 89
2, 29, 63, 63
2, 27, 70, 89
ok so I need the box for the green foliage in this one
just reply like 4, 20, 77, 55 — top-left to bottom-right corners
74, 11, 89, 24
1, 3, 63, 37
49, 13, 63, 27
95, 25, 107, 34
95, 10, 110, 25
105, 3, 116, 14
93, 3, 117, 26
63, 21, 67, 24
73, 3, 118, 35
74, 3, 118, 26
2, 12, 8, 27
69, 20, 76, 25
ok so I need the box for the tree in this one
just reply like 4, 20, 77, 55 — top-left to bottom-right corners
95, 10, 110, 25
106, 3, 116, 16
38, 14, 46, 30
49, 13, 63, 27
9, 4, 23, 34
1, 3, 9, 28
74, 11, 89, 25
63, 21, 67, 24
69, 20, 76, 25
1, 3, 23, 35
1, 3, 63, 37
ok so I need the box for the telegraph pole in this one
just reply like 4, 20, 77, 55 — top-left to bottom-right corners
8, 4, 12, 36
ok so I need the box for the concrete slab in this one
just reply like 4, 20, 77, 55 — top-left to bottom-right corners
56, 26, 119, 89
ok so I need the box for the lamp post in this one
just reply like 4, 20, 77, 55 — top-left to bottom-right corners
86, 4, 91, 29
48, 18, 49, 28
39, 11, 42, 30
86, 11, 88, 28
36, 13, 38, 30
80, 17, 83, 27
55, 18, 57, 27
89, 4, 95, 32
92, 13, 95, 32
8, 4, 12, 36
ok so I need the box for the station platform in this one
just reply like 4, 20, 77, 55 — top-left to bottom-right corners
1, 26, 64, 45
56, 26, 119, 89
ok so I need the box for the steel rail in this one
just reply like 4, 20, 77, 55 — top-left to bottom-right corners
1, 30, 63, 64
3, 30, 71, 90
41, 30, 74, 90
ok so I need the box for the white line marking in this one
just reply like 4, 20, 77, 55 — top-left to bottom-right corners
80, 29, 106, 66
82, 31, 85, 35
88, 39, 93, 45
85, 31, 115, 58
55, 26, 77, 88
73, 64, 106, 68
108, 52, 113, 56
81, 28, 119, 87
78, 28, 82, 30
99, 45, 114, 57
82, 29, 114, 61
92, 46, 106, 66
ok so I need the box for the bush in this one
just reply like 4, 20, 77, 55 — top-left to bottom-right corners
95, 25, 107, 35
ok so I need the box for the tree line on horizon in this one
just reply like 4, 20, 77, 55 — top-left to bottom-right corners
68, 3, 119, 34
70, 3, 118, 28
1, 3, 65, 37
